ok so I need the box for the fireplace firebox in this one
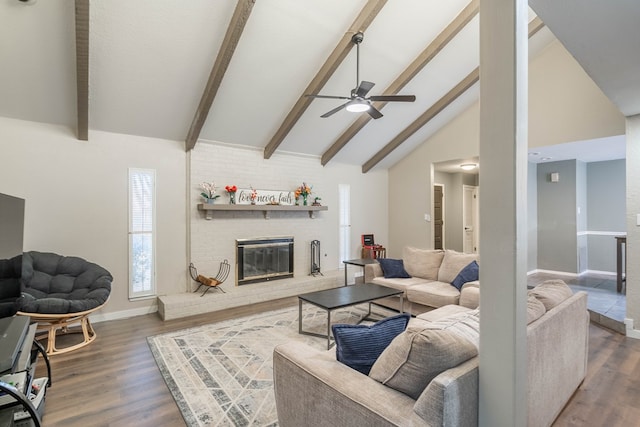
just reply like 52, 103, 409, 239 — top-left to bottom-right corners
236, 237, 294, 285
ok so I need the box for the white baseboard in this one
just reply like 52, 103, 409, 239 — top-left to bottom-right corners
528, 268, 616, 277
90, 304, 158, 324
527, 269, 579, 277
583, 269, 616, 277
624, 318, 640, 340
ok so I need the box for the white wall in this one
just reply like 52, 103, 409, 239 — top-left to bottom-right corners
189, 143, 388, 293
389, 39, 624, 254
0, 117, 187, 318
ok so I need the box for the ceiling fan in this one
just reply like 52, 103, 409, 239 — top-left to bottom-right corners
306, 32, 416, 119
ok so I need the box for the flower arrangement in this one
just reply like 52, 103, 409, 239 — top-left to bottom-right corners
250, 186, 258, 204
295, 182, 312, 205
225, 185, 237, 204
200, 181, 220, 203
295, 182, 312, 198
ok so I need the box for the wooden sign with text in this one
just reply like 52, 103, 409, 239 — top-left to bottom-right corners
235, 188, 296, 206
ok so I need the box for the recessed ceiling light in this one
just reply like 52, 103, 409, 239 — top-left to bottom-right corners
529, 152, 540, 156
460, 163, 477, 171
540, 157, 552, 161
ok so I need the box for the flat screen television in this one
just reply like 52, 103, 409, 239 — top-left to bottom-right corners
0, 192, 24, 318
0, 193, 25, 259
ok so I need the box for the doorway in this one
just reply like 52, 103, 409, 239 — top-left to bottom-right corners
434, 184, 444, 249
462, 185, 479, 253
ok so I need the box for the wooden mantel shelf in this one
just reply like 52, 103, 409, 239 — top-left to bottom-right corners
197, 203, 328, 220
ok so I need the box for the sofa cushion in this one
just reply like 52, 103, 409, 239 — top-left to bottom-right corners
529, 279, 573, 311
450, 260, 479, 290
437, 250, 479, 283
527, 295, 547, 324
377, 258, 411, 279
369, 327, 478, 400
416, 304, 472, 322
332, 313, 411, 375
410, 309, 481, 349
371, 276, 431, 293
402, 247, 444, 280
406, 281, 460, 308
410, 304, 473, 330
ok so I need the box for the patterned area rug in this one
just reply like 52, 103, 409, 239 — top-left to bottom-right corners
148, 303, 386, 427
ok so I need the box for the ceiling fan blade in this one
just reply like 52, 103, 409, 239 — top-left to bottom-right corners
368, 95, 416, 102
355, 81, 375, 97
320, 102, 350, 118
305, 94, 351, 100
367, 105, 383, 119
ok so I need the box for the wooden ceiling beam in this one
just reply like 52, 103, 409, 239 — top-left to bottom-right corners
321, 0, 479, 166
75, 0, 90, 141
263, 0, 387, 160
185, 0, 256, 151
361, 17, 545, 173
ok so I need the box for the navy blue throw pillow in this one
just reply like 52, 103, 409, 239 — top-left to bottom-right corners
450, 260, 479, 290
377, 258, 411, 279
332, 313, 411, 375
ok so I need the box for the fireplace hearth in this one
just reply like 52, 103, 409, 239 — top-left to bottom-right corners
236, 237, 294, 285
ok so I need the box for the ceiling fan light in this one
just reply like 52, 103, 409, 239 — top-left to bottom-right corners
346, 102, 370, 113
460, 163, 477, 171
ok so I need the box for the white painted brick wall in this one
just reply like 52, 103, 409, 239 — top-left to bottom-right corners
187, 142, 389, 310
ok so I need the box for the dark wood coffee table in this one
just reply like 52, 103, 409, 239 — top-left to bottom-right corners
298, 284, 404, 349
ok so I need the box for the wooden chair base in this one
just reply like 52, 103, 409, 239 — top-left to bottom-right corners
17, 304, 104, 356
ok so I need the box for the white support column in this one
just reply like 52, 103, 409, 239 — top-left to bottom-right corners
625, 114, 640, 338
478, 0, 529, 426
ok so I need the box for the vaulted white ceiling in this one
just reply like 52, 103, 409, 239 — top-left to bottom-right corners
10, 0, 628, 173
530, 0, 640, 118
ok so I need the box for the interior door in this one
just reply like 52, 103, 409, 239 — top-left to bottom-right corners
463, 185, 479, 253
434, 184, 444, 249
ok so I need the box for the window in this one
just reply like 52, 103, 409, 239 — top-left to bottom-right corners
128, 168, 156, 299
338, 184, 351, 266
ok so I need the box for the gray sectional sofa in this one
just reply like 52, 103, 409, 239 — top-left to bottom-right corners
273, 280, 589, 427
364, 247, 480, 315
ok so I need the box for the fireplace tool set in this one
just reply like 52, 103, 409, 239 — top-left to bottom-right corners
310, 240, 323, 276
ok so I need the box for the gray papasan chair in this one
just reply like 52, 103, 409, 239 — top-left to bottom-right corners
16, 251, 112, 355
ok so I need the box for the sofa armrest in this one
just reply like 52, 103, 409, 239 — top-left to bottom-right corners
459, 282, 479, 308
526, 291, 588, 427
461, 280, 479, 289
273, 341, 423, 427
364, 263, 383, 283
414, 357, 479, 427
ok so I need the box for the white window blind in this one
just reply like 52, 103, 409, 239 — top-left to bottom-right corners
128, 168, 156, 299
338, 184, 351, 266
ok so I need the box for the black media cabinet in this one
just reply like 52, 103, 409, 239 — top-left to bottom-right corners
0, 317, 51, 427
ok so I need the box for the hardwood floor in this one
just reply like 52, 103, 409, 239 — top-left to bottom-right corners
35, 299, 640, 427
553, 323, 640, 426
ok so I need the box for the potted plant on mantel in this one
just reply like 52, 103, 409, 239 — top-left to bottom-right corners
200, 181, 220, 204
